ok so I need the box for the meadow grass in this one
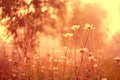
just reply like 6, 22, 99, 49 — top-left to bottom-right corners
0, 24, 120, 80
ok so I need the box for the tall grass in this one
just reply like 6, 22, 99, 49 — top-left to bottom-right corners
0, 24, 120, 80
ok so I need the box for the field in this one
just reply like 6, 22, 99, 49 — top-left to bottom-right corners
0, 0, 120, 80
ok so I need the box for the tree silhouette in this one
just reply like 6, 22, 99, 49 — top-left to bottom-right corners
0, 0, 67, 58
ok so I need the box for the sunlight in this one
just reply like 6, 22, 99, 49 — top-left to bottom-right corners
81, 0, 120, 40
0, 17, 13, 43
37, 33, 61, 55
1, 1, 120, 79
0, 25, 13, 43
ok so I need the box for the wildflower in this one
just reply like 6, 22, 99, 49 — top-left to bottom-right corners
88, 55, 96, 61
113, 56, 120, 62
77, 48, 89, 53
55, 49, 61, 53
52, 67, 58, 70
71, 25, 80, 31
101, 78, 107, 80
58, 59, 63, 63
53, 59, 58, 62
32, 65, 35, 67
41, 66, 46, 69
8, 58, 12, 62
22, 73, 26, 76
93, 64, 98, 68
62, 46, 68, 50
84, 23, 95, 30
50, 14, 57, 19
12, 74, 16, 77
63, 33, 73, 38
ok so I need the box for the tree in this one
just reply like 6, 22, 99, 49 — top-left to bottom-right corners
0, 0, 67, 57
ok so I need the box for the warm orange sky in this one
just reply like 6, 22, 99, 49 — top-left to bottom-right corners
0, 0, 120, 43
81, 0, 120, 39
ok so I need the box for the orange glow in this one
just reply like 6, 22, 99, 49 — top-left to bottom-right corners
0, 17, 13, 43
17, 5, 35, 17
37, 33, 62, 55
80, 0, 120, 41
0, 1, 120, 80
41, 6, 48, 12
0, 25, 13, 43
0, 0, 120, 45
24, 0, 32, 5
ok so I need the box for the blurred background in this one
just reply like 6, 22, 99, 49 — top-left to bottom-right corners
0, 0, 120, 79
0, 0, 120, 56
